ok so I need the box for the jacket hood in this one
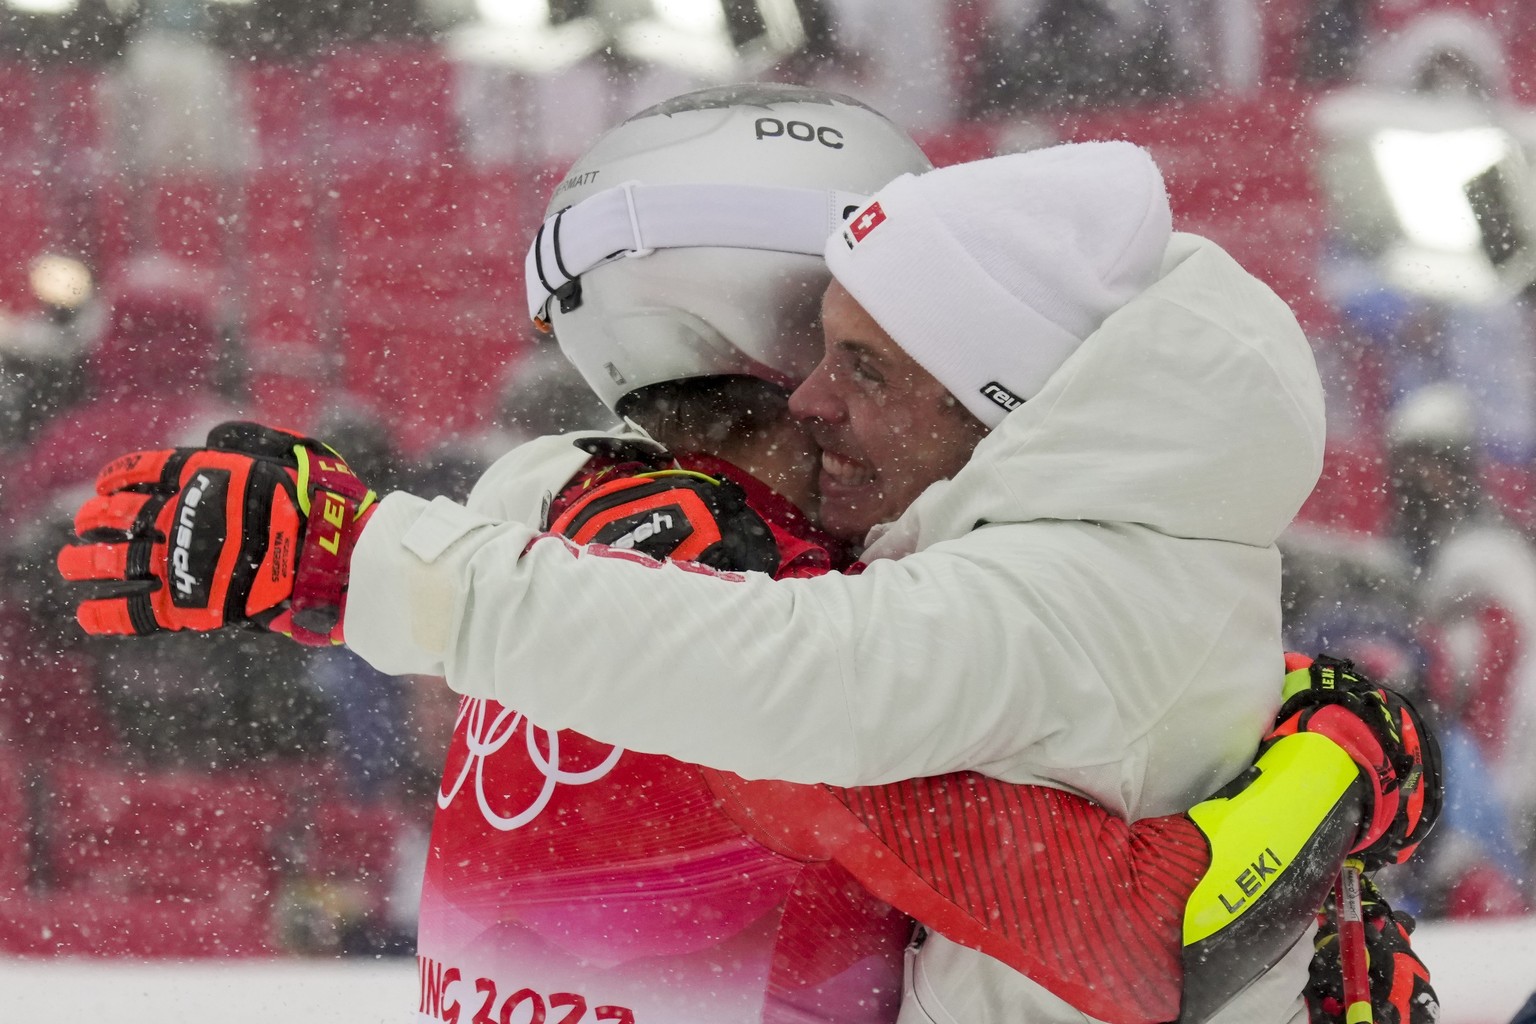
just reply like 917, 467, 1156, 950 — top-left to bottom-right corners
864, 233, 1326, 558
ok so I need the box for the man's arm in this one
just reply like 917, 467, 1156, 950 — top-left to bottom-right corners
345, 489, 1271, 794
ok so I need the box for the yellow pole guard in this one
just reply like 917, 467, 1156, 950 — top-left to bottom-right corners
1183, 731, 1359, 945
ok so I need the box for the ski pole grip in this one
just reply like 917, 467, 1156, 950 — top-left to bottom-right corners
1337, 860, 1374, 1024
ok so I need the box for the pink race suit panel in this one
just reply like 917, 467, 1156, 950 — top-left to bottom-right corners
416, 454, 910, 1024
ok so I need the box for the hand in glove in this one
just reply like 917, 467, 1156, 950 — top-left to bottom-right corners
1306, 875, 1438, 1024
549, 462, 781, 576
57, 421, 376, 646
1270, 654, 1443, 868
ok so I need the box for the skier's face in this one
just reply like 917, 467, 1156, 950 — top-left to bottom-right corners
789, 280, 988, 544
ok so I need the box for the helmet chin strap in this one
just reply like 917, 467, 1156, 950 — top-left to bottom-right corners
527, 181, 870, 330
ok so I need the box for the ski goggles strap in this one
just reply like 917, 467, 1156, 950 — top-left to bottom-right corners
526, 181, 870, 329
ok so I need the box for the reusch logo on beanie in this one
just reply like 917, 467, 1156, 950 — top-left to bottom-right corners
981, 381, 1024, 413
824, 142, 1173, 429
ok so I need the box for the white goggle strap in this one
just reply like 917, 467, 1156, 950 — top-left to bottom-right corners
526, 181, 870, 330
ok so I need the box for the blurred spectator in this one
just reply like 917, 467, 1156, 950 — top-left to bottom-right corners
358, 667, 464, 954
451, 54, 706, 168
442, 0, 941, 165
311, 397, 410, 495
1161, 0, 1264, 95
1283, 405, 1534, 919
0, 252, 271, 774
0, 255, 106, 451
95, 629, 327, 771
0, 255, 237, 533
1280, 524, 1416, 658
0, 0, 138, 67
209, 0, 426, 60
802, 0, 956, 133
98, 1, 251, 176
1314, 613, 1529, 920
1399, 719, 1530, 918
1387, 384, 1536, 888
302, 646, 407, 804
407, 341, 618, 503
1323, 256, 1435, 422
1360, 10, 1512, 100
408, 442, 496, 505
300, 399, 415, 803
441, 2, 713, 166
1325, 252, 1536, 466
1441, 297, 1536, 466
496, 340, 618, 443
969, 0, 1197, 116
1296, 0, 1370, 85
0, 504, 118, 760
1389, 383, 1514, 562
1315, 12, 1536, 467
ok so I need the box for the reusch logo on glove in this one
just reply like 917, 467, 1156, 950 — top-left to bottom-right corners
595, 506, 691, 554
170, 469, 229, 607
609, 510, 677, 550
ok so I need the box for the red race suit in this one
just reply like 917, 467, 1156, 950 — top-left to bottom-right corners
416, 454, 911, 1024
417, 450, 1206, 1024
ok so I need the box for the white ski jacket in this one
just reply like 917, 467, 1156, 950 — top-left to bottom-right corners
347, 233, 1326, 1024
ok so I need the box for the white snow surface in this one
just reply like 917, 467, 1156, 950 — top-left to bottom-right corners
0, 917, 1531, 1024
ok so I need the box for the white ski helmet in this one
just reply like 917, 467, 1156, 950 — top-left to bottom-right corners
525, 83, 931, 413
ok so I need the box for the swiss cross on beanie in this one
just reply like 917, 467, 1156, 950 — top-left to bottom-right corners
826, 141, 1173, 428
847, 201, 887, 243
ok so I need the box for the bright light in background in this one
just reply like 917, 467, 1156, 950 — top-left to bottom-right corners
454, 0, 605, 73
1372, 126, 1511, 251
622, 0, 736, 76
458, 0, 804, 77
29, 254, 92, 310
474, 0, 548, 29
7, 0, 77, 14
651, 0, 724, 33
757, 0, 806, 51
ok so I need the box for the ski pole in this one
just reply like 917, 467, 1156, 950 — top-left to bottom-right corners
1336, 858, 1373, 1024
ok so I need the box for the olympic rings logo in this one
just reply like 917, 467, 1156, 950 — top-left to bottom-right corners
438, 698, 624, 832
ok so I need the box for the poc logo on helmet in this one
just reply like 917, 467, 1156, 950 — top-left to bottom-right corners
754, 117, 845, 149
981, 381, 1024, 413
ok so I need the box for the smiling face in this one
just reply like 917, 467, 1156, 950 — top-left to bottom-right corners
787, 280, 990, 544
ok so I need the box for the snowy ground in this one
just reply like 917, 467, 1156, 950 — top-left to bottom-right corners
2, 917, 1532, 1023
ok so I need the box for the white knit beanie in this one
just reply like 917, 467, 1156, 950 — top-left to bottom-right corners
825, 141, 1173, 428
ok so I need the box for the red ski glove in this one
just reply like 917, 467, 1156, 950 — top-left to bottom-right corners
1306, 875, 1438, 1024
550, 466, 780, 575
57, 421, 376, 646
1270, 654, 1443, 869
